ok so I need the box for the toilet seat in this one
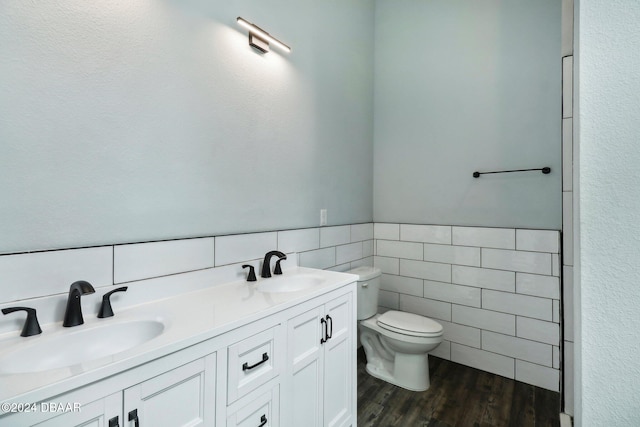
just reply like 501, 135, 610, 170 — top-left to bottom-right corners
377, 311, 443, 338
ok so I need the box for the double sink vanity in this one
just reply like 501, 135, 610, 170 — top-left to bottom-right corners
0, 257, 358, 427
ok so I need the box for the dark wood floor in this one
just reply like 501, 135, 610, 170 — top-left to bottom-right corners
357, 349, 560, 427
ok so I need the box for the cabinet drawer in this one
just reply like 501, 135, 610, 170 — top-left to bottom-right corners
228, 327, 280, 403
227, 384, 279, 427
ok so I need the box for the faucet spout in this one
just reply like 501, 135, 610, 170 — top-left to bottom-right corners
261, 251, 287, 278
63, 280, 95, 327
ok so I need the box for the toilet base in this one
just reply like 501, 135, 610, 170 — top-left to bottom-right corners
364, 351, 431, 391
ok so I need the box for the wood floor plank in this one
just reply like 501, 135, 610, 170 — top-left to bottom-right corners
508, 380, 536, 427
480, 371, 515, 427
454, 369, 495, 427
432, 355, 477, 426
534, 385, 561, 427
357, 352, 560, 427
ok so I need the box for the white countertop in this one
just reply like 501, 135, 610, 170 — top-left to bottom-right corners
0, 267, 356, 407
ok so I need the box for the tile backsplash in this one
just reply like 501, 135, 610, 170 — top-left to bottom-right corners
0, 224, 374, 334
0, 222, 561, 392
374, 223, 561, 392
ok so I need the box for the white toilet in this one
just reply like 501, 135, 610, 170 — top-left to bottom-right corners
350, 266, 443, 391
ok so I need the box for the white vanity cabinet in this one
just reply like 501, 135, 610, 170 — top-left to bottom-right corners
284, 292, 355, 427
1, 346, 217, 427
123, 355, 216, 427
0, 276, 357, 427
224, 324, 283, 427
26, 394, 120, 427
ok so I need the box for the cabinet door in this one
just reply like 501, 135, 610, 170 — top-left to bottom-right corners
286, 306, 324, 427
124, 354, 216, 427
33, 393, 120, 427
323, 294, 353, 427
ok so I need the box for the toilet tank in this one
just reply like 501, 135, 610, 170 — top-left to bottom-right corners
348, 266, 382, 320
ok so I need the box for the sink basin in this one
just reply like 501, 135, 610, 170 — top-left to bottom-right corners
257, 274, 324, 293
0, 319, 165, 374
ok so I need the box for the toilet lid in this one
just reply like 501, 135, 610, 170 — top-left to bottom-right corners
377, 311, 443, 337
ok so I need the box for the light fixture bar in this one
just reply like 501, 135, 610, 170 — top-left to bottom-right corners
237, 17, 291, 53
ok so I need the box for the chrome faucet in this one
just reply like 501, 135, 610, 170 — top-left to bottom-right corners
63, 280, 95, 327
261, 251, 287, 278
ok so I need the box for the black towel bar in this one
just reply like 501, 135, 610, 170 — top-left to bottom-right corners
473, 167, 551, 178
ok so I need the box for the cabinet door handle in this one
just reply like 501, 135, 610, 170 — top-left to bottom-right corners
128, 409, 139, 427
326, 314, 333, 340
242, 352, 269, 371
108, 416, 119, 427
320, 317, 327, 344
258, 414, 268, 427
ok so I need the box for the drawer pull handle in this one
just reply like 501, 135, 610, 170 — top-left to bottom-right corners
320, 317, 327, 344
258, 414, 268, 427
243, 352, 269, 371
128, 409, 139, 427
108, 416, 119, 427
326, 314, 333, 340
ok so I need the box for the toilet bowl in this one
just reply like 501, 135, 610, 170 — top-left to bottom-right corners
350, 266, 443, 391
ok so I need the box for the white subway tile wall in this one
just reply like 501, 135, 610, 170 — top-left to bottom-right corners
451, 343, 515, 379
481, 248, 551, 275
0, 247, 113, 303
562, 2, 574, 411
563, 266, 574, 342
277, 228, 320, 253
423, 244, 480, 267
452, 265, 515, 292
452, 226, 515, 249
400, 294, 452, 322
373, 224, 561, 391
554, 56, 577, 415
516, 229, 560, 253
400, 224, 451, 244
377, 240, 423, 260
562, 192, 574, 264
400, 259, 452, 282
381, 274, 423, 297
374, 223, 399, 240
0, 222, 561, 393
373, 256, 400, 275
215, 232, 277, 266
516, 360, 560, 391
0, 223, 375, 322
482, 290, 553, 321
298, 247, 336, 270
351, 223, 374, 243
114, 237, 214, 283
562, 56, 574, 118
336, 242, 364, 265
320, 225, 351, 248
563, 118, 573, 192
516, 273, 560, 299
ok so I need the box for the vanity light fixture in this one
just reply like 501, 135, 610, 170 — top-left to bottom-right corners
236, 17, 291, 54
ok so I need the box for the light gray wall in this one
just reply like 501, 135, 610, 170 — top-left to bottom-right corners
576, 1, 640, 425
0, 0, 374, 254
373, 0, 562, 229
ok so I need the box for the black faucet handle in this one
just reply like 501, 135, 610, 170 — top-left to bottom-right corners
274, 255, 287, 275
2, 306, 42, 337
98, 287, 128, 318
242, 265, 257, 282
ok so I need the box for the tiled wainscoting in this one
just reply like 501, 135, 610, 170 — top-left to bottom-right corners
0, 222, 561, 392
0, 224, 374, 335
373, 223, 561, 392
